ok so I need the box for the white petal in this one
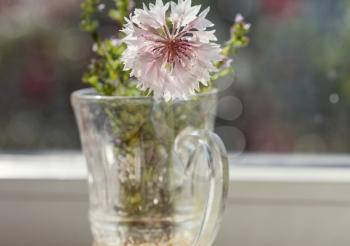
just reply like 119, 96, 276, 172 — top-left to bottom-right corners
170, 0, 202, 27
191, 30, 217, 43
188, 7, 214, 30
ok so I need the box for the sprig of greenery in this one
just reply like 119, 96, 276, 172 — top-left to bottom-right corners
80, 0, 101, 36
81, 0, 136, 96
109, 0, 130, 25
83, 40, 130, 95
212, 16, 251, 81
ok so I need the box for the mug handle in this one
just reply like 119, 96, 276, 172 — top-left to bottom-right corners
174, 128, 229, 246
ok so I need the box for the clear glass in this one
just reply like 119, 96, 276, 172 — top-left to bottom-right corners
71, 89, 229, 246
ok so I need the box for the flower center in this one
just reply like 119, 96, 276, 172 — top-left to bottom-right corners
153, 37, 194, 65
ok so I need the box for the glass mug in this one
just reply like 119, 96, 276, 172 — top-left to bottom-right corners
72, 88, 229, 246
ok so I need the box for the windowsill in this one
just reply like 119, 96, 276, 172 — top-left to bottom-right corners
2, 152, 350, 203
2, 151, 350, 203
1, 152, 350, 182
0, 152, 86, 180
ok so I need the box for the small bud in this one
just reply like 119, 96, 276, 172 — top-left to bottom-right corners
111, 38, 121, 46
128, 0, 136, 10
222, 58, 233, 69
92, 43, 98, 52
98, 4, 105, 11
235, 13, 244, 23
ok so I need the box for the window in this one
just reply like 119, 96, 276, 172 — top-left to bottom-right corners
215, 0, 350, 154
0, 0, 85, 150
1, 0, 349, 156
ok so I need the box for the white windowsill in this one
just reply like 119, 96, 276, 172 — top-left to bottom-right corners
1, 152, 350, 183
2, 152, 350, 203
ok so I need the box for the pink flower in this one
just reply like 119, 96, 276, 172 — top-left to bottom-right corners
121, 0, 222, 100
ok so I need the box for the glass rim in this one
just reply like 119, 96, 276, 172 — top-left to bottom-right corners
71, 88, 218, 102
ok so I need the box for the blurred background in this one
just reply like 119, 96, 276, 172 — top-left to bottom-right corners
1, 0, 350, 154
